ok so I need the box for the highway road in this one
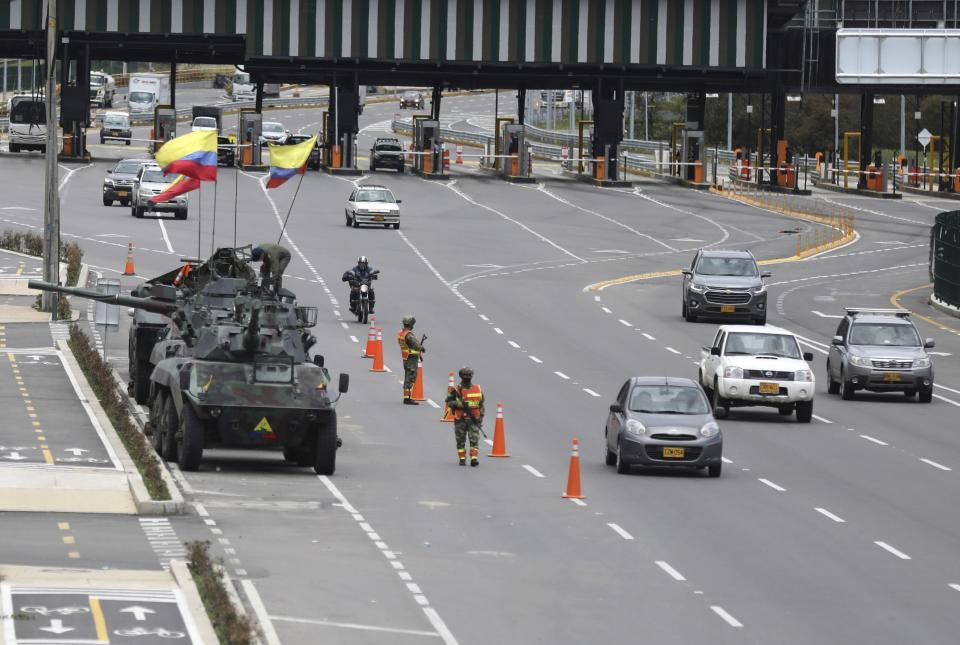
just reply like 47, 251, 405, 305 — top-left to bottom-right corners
2, 91, 960, 644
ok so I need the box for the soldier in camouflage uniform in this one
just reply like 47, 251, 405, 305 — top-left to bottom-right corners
445, 367, 484, 466
251, 243, 291, 291
397, 315, 423, 405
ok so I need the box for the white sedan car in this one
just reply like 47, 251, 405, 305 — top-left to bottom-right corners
259, 121, 289, 147
344, 185, 402, 229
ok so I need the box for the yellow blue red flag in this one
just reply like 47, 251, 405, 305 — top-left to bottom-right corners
154, 130, 218, 181
267, 135, 317, 188
149, 174, 201, 204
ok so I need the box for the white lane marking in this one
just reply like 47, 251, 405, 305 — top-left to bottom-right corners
240, 580, 283, 645
607, 523, 634, 540
350, 335, 359, 343
601, 307, 613, 314
721, 457, 733, 464
522, 465, 545, 478
479, 314, 489, 321
423, 608, 460, 645
493, 327, 504, 335
823, 197, 926, 226
814, 507, 846, 523
711, 606, 743, 628
933, 393, 960, 407
583, 388, 601, 397
397, 230, 476, 309
594, 296, 601, 302
158, 219, 175, 254
529, 356, 543, 364
655, 561, 687, 581
193, 502, 210, 517
950, 584, 960, 593
426, 399, 441, 409
483, 438, 494, 446
554, 371, 570, 380
445, 180, 586, 262
340, 322, 349, 329
269, 615, 440, 638
665, 347, 681, 354
641, 333, 656, 340
758, 478, 786, 492
920, 458, 952, 471
859, 434, 889, 446
618, 319, 632, 327
811, 310, 843, 318
508, 341, 520, 348
569, 498, 587, 506
812, 414, 832, 424
875, 541, 911, 560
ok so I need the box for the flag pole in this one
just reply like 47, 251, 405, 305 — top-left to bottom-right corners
197, 182, 202, 263
233, 165, 239, 248
211, 171, 218, 254
276, 169, 307, 245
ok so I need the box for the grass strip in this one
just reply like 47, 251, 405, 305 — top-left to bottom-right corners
186, 541, 257, 645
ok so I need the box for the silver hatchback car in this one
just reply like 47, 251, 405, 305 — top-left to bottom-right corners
605, 377, 723, 477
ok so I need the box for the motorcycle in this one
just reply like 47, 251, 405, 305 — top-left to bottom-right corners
343, 270, 379, 324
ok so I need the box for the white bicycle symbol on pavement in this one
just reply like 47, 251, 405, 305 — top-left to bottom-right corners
20, 606, 90, 616
114, 627, 186, 639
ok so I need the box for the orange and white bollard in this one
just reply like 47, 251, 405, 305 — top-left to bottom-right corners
362, 315, 376, 358
440, 372, 456, 422
370, 328, 386, 373
562, 438, 585, 499
455, 144, 463, 164
123, 242, 136, 276
488, 402, 509, 457
411, 363, 426, 401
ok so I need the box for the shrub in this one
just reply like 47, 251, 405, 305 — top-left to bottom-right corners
62, 242, 83, 286
186, 541, 257, 645
67, 325, 170, 500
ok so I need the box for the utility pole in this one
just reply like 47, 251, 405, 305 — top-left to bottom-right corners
41, 0, 60, 315
727, 93, 733, 150
629, 91, 635, 140
643, 92, 649, 140
900, 94, 906, 160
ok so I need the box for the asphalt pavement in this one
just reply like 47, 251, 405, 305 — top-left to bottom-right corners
2, 91, 960, 644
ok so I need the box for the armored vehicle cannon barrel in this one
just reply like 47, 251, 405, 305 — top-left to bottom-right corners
28, 280, 179, 316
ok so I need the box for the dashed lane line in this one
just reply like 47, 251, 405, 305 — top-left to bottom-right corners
811, 414, 832, 424
874, 541, 912, 560
529, 356, 543, 364
641, 333, 656, 340
522, 465, 545, 478
950, 584, 960, 593
758, 478, 787, 492
554, 371, 570, 380
814, 508, 847, 523
607, 523, 635, 540
920, 458, 952, 471
664, 347, 681, 355
711, 606, 744, 628
508, 341, 520, 349
583, 388, 601, 398
655, 561, 687, 582
859, 434, 889, 447
618, 319, 632, 327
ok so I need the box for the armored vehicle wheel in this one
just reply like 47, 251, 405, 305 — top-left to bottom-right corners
178, 402, 205, 471
132, 360, 151, 404
311, 413, 338, 476
159, 394, 179, 462
150, 391, 168, 455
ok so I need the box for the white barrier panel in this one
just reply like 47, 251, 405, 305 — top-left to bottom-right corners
836, 28, 960, 84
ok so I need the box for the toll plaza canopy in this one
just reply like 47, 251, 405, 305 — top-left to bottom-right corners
0, 0, 806, 89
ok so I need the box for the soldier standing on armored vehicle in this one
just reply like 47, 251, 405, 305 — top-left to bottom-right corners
252, 243, 291, 291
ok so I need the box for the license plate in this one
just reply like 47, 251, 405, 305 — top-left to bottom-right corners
662, 447, 685, 459
374, 215, 385, 222
110, 130, 121, 135
883, 372, 902, 382
720, 304, 736, 313
759, 382, 780, 394
117, 191, 129, 197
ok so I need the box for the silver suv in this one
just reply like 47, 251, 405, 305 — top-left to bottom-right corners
682, 250, 770, 324
131, 165, 188, 219
826, 308, 935, 402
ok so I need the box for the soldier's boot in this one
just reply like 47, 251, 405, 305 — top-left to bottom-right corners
458, 449, 466, 466
403, 389, 419, 405
470, 447, 479, 467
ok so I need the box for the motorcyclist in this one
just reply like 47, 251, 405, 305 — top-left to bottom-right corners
342, 255, 378, 314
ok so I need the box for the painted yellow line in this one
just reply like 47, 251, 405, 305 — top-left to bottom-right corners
15, 263, 23, 276
90, 597, 108, 641
31, 421, 41, 427
42, 449, 53, 465
58, 522, 70, 530
891, 284, 960, 336
62, 536, 75, 544
68, 551, 80, 559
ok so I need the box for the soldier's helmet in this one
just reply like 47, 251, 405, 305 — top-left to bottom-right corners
402, 315, 416, 327
458, 367, 474, 379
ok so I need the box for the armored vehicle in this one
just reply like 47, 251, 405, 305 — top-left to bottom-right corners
30, 269, 348, 475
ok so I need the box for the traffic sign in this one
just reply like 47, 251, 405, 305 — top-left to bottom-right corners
918, 128, 932, 149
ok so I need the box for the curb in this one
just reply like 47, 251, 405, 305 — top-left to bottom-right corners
811, 178, 902, 199
169, 559, 221, 645
57, 338, 185, 515
899, 183, 960, 200
929, 293, 960, 319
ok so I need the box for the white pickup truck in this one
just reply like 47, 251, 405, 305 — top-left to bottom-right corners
699, 324, 816, 422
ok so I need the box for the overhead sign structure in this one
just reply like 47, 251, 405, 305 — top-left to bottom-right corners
837, 28, 960, 85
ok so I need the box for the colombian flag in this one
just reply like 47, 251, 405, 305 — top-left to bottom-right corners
154, 130, 218, 181
149, 174, 201, 204
267, 135, 317, 189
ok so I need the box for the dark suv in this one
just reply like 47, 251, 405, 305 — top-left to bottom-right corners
103, 158, 152, 207
370, 138, 405, 172
399, 91, 424, 109
681, 250, 770, 324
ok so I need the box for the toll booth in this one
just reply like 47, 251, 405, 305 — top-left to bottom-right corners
152, 106, 177, 154
775, 140, 795, 189
322, 84, 361, 174
413, 119, 443, 176
239, 110, 263, 168
500, 124, 531, 181
669, 123, 704, 183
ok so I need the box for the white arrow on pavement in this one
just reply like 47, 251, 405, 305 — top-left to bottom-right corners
4, 452, 27, 461
120, 606, 156, 621
811, 311, 844, 319
64, 448, 89, 456
39, 619, 74, 634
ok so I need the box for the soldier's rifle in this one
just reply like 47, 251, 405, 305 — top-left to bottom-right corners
419, 334, 428, 362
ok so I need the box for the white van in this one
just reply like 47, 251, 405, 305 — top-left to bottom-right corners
7, 95, 46, 153
128, 74, 171, 114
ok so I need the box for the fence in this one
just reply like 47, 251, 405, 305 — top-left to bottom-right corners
932, 211, 960, 308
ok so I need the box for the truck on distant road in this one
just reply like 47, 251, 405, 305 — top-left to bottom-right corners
7, 94, 47, 153
90, 71, 116, 107
191, 105, 223, 132
128, 73, 171, 115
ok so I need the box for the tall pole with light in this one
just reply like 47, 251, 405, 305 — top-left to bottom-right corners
41, 0, 60, 316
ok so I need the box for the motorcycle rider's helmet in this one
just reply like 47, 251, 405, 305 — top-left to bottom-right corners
357, 255, 368, 271
402, 315, 416, 328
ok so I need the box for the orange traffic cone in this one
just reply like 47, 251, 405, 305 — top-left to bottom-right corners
440, 372, 456, 422
488, 402, 509, 457
369, 328, 386, 373
562, 438, 585, 499
411, 362, 426, 401
455, 144, 463, 164
362, 315, 376, 358
123, 242, 136, 276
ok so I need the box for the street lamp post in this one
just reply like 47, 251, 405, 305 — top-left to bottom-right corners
41, 0, 60, 316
